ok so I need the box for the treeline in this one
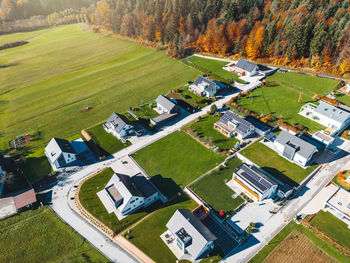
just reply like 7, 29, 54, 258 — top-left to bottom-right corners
86, 0, 350, 77
0, 0, 94, 21
0, 8, 86, 33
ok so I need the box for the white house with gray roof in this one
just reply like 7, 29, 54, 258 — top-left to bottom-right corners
151, 95, 181, 126
103, 112, 134, 139
163, 209, 216, 261
97, 173, 159, 219
189, 76, 220, 98
273, 131, 318, 167
224, 59, 259, 77
214, 111, 255, 140
299, 102, 350, 135
45, 138, 77, 171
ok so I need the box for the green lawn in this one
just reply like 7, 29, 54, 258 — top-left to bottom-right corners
0, 28, 49, 45
129, 194, 197, 263
132, 131, 225, 198
240, 140, 317, 187
79, 168, 160, 234
86, 124, 130, 156
249, 221, 348, 263
311, 211, 350, 249
184, 114, 240, 150
0, 206, 109, 263
184, 56, 244, 84
132, 104, 159, 120
237, 72, 339, 132
0, 24, 199, 149
190, 157, 244, 212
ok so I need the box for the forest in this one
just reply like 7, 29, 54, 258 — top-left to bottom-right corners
1, 0, 349, 77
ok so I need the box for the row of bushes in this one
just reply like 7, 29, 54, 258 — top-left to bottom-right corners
0, 40, 28, 51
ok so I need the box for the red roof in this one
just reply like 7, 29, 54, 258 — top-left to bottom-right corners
14, 189, 37, 210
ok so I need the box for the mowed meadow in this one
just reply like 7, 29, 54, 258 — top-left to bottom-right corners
0, 24, 199, 148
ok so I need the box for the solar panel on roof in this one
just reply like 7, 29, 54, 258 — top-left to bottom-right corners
237, 165, 275, 193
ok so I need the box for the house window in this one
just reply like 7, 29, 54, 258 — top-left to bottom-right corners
176, 238, 183, 250
130, 200, 135, 204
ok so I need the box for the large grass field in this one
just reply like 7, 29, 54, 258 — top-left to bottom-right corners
237, 72, 339, 132
0, 206, 108, 263
132, 131, 225, 198
0, 24, 199, 149
129, 194, 197, 263
249, 222, 348, 263
311, 211, 350, 249
79, 168, 160, 234
183, 56, 244, 84
184, 114, 240, 150
190, 157, 244, 212
240, 140, 317, 187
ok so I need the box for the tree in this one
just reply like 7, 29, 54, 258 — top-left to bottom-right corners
210, 104, 217, 114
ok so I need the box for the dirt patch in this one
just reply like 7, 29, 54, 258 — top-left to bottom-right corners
262, 230, 337, 263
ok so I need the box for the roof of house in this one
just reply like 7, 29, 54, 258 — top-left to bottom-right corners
155, 95, 178, 112
192, 76, 218, 93
105, 172, 158, 211
219, 111, 254, 135
166, 209, 216, 258
275, 131, 317, 159
70, 138, 89, 154
236, 59, 258, 73
326, 188, 350, 217
235, 164, 277, 194
313, 102, 350, 124
106, 113, 133, 133
13, 189, 36, 210
45, 138, 76, 164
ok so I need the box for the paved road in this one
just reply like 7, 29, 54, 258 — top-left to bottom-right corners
48, 85, 260, 263
223, 140, 350, 263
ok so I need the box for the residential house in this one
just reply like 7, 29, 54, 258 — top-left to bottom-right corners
45, 137, 91, 171
214, 111, 255, 140
164, 209, 216, 260
274, 131, 318, 167
151, 95, 181, 126
103, 113, 134, 139
224, 59, 259, 77
325, 188, 350, 226
233, 164, 278, 201
45, 138, 77, 171
189, 76, 220, 98
299, 102, 350, 135
98, 173, 159, 218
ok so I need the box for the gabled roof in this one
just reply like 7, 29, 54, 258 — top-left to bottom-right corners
219, 111, 254, 135
166, 209, 216, 258
14, 189, 36, 210
275, 131, 317, 159
235, 164, 277, 194
314, 102, 350, 124
155, 95, 177, 112
236, 59, 258, 72
45, 138, 75, 164
192, 76, 218, 93
106, 113, 133, 133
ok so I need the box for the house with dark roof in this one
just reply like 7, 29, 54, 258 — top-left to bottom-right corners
45, 137, 92, 171
45, 138, 77, 171
274, 131, 318, 167
151, 95, 182, 126
97, 173, 159, 219
234, 59, 259, 77
233, 164, 278, 201
163, 209, 216, 261
214, 111, 255, 140
103, 113, 135, 139
189, 76, 220, 98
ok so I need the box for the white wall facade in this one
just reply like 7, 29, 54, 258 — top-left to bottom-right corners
121, 196, 144, 215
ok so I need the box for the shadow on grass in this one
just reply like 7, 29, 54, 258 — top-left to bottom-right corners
150, 174, 183, 199
261, 167, 298, 187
